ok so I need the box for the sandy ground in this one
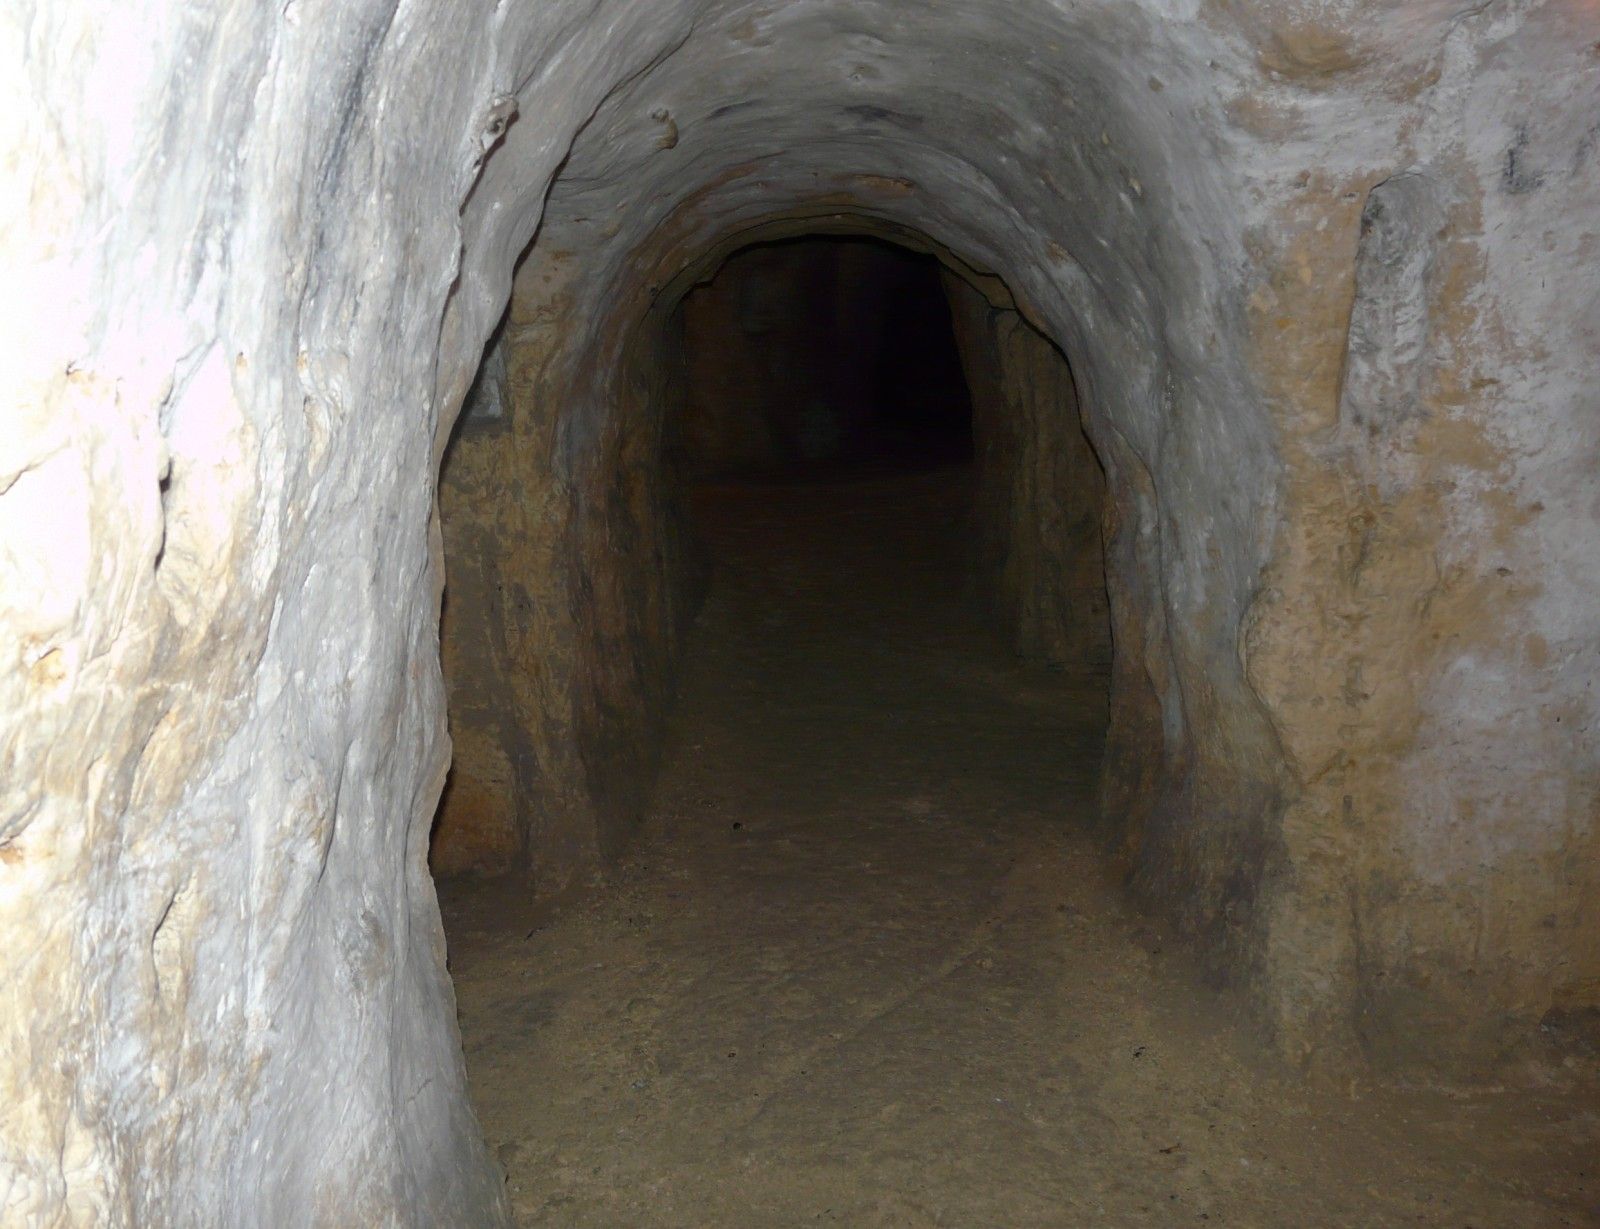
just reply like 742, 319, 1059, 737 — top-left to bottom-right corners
441, 468, 1599, 1228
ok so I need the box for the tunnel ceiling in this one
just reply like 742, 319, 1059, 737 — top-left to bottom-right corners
452, 0, 1292, 648
458, 0, 1268, 478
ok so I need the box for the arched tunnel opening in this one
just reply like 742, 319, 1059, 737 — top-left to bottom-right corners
430, 222, 1137, 1218
431, 222, 1121, 871
421, 203, 1591, 1223
431, 219, 1123, 873
8, 1, 1599, 1224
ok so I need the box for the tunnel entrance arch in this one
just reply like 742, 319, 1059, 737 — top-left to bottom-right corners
430, 147, 1293, 1033
432, 211, 1118, 885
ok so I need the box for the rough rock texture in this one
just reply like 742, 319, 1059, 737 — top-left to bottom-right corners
433, 254, 698, 883
439, 0, 1600, 1076
945, 275, 1113, 670
3, 2, 515, 1223
4, 0, 1598, 1221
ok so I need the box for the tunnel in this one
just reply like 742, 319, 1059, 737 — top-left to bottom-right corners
432, 227, 1115, 879
4, 0, 1599, 1224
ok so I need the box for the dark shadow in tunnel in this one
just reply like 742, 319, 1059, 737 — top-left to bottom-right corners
651, 230, 1114, 852
665, 228, 1112, 680
429, 224, 1113, 892
671, 235, 974, 484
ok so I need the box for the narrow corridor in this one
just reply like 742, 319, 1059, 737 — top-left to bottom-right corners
441, 470, 1594, 1228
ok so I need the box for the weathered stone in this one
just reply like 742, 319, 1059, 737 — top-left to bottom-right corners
3, 0, 1596, 1220
945, 275, 1113, 671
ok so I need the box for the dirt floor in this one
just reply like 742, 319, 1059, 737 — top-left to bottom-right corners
440, 467, 1599, 1227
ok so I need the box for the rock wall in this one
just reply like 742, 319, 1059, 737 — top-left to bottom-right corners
1, 0, 526, 1222
4, 0, 1597, 1220
945, 276, 1113, 671
435, 255, 699, 884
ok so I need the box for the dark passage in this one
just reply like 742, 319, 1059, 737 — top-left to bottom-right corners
438, 237, 1588, 1226
675, 237, 974, 479
442, 471, 1578, 1226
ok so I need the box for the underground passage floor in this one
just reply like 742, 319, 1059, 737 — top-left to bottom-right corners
439, 469, 1598, 1228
